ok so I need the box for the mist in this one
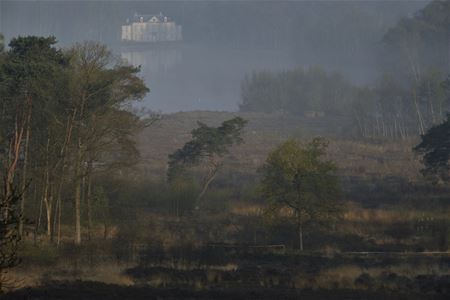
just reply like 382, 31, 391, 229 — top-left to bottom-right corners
0, 0, 427, 112
5, 2, 450, 298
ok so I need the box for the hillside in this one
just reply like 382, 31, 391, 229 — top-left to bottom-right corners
137, 111, 421, 181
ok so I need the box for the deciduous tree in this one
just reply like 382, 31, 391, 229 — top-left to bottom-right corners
66, 41, 149, 244
260, 138, 341, 251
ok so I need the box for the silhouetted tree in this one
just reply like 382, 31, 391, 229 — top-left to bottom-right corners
0, 34, 4, 52
168, 117, 247, 208
0, 184, 21, 293
414, 113, 450, 184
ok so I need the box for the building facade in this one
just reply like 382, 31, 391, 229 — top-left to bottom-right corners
121, 13, 182, 43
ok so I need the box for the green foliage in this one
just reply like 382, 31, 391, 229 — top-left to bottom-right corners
67, 41, 149, 171
0, 187, 21, 289
167, 117, 247, 182
0, 36, 150, 244
261, 138, 341, 249
0, 36, 68, 146
167, 117, 247, 210
1, 36, 67, 100
414, 114, 450, 183
261, 138, 340, 216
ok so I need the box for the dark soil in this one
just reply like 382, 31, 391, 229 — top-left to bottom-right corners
3, 281, 447, 300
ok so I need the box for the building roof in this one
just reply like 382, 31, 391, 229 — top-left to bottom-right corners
129, 12, 170, 24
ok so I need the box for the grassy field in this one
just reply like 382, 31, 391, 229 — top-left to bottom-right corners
137, 111, 422, 195
4, 111, 450, 298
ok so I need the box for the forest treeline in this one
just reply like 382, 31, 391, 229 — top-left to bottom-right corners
240, 68, 450, 139
381, 0, 450, 81
240, 1, 450, 139
0, 36, 149, 246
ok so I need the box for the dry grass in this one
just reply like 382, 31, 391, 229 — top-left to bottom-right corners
343, 203, 450, 223
137, 111, 421, 180
315, 265, 363, 289
230, 203, 262, 216
9, 262, 135, 290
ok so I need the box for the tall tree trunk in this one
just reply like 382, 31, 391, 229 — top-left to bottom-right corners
83, 168, 92, 240
56, 195, 62, 247
34, 180, 44, 243
86, 171, 93, 241
299, 224, 303, 251
297, 210, 303, 251
5, 117, 25, 206
55, 110, 77, 246
74, 179, 82, 245
404, 40, 421, 84
41, 138, 53, 239
73, 90, 88, 245
196, 173, 217, 206
32, 180, 40, 245
45, 191, 53, 239
19, 108, 32, 236
196, 159, 222, 207
42, 173, 50, 237
413, 90, 425, 135
74, 138, 83, 245
427, 81, 437, 125
353, 110, 364, 137
53, 191, 60, 243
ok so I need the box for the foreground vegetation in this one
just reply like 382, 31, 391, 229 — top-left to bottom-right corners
2, 106, 450, 296
2, 1, 450, 298
1, 110, 449, 297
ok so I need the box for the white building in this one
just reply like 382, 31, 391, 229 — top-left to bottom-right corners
121, 13, 182, 43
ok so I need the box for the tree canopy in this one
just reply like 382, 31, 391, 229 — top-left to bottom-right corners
167, 117, 247, 208
261, 138, 341, 250
414, 114, 450, 183
0, 36, 149, 245
381, 0, 450, 81
168, 117, 247, 181
0, 187, 21, 292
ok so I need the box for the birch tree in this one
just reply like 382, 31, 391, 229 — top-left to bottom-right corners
0, 36, 68, 237
260, 138, 341, 251
66, 42, 148, 244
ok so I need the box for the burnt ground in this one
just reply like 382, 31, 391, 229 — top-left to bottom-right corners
2, 281, 446, 300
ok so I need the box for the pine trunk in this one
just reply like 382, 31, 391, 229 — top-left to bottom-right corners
86, 173, 93, 241
19, 114, 31, 236
74, 138, 82, 245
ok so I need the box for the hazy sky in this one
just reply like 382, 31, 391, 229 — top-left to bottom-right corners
0, 0, 428, 112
